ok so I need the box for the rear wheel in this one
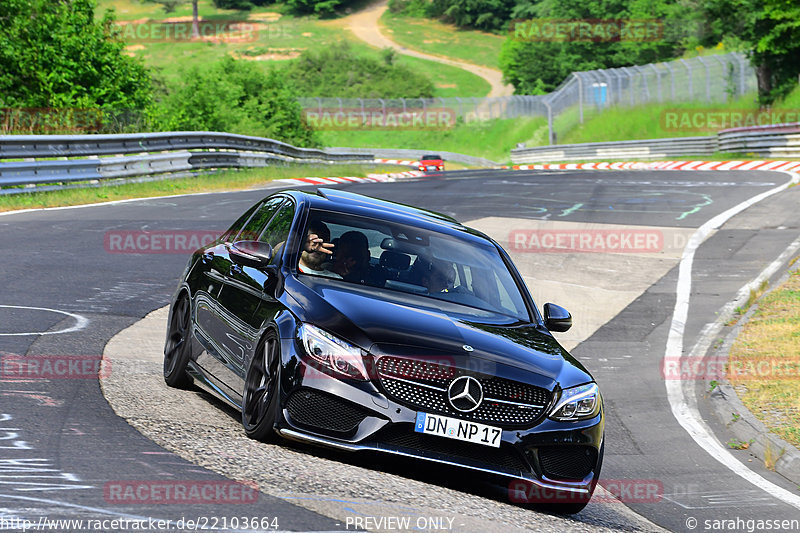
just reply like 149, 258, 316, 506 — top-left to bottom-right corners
242, 332, 280, 442
163, 295, 192, 388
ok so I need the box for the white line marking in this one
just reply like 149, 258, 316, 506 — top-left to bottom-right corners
0, 493, 160, 521
688, 234, 800, 362
664, 169, 800, 510
0, 305, 88, 336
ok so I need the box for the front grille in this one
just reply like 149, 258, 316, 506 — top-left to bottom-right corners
378, 426, 528, 474
375, 356, 551, 428
538, 446, 598, 481
285, 389, 369, 434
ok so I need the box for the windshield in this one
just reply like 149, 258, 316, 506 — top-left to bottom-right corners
297, 210, 531, 321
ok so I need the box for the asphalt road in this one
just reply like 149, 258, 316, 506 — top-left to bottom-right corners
1, 168, 799, 532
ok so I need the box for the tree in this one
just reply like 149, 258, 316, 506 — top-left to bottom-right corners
0, 0, 152, 112
150, 57, 319, 147
500, 0, 687, 93
700, 0, 800, 103
145, 0, 200, 38
427, 0, 518, 31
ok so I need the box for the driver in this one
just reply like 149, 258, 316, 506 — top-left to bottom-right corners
298, 220, 341, 278
420, 259, 456, 293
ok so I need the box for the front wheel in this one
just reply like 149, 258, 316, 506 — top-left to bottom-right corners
163, 295, 193, 389
242, 332, 280, 442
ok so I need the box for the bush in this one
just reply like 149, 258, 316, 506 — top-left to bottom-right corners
286, 0, 361, 17
149, 57, 319, 147
388, 0, 431, 17
283, 42, 435, 98
0, 0, 152, 113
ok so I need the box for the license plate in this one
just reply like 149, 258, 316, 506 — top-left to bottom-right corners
414, 412, 502, 448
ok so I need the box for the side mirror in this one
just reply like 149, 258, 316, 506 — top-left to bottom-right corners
543, 303, 572, 332
230, 240, 273, 269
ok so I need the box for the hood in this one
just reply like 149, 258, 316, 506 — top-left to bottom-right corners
285, 276, 593, 390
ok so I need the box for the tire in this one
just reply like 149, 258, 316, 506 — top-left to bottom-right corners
163, 294, 193, 389
241, 331, 280, 442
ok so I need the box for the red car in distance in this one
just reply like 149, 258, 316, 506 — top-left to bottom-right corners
419, 154, 444, 172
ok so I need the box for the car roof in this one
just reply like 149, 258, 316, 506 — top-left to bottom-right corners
280, 188, 493, 245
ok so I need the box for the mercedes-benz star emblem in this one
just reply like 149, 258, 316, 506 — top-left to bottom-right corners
447, 376, 483, 412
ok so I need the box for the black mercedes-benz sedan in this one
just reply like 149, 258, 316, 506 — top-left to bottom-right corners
164, 187, 604, 513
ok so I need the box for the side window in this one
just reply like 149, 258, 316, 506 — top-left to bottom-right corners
259, 200, 296, 264
235, 197, 284, 242
220, 203, 260, 243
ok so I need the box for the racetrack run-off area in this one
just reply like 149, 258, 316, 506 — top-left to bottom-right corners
2, 166, 800, 532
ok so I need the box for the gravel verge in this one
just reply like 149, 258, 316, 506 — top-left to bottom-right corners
101, 307, 665, 533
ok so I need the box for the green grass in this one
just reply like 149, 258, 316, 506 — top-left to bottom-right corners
99, 0, 489, 96
319, 116, 547, 163
543, 84, 800, 146
557, 98, 759, 145
97, 0, 269, 21
392, 55, 490, 97
380, 11, 505, 70
729, 270, 800, 449
0, 164, 400, 212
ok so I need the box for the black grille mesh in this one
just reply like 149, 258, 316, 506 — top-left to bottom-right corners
376, 356, 551, 428
538, 446, 598, 481
378, 426, 528, 474
286, 389, 368, 434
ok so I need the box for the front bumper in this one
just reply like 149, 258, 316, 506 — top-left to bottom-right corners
275, 338, 604, 499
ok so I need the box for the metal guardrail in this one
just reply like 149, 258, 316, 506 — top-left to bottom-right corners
511, 136, 718, 163
0, 132, 375, 189
0, 131, 369, 161
511, 122, 800, 164
718, 123, 800, 158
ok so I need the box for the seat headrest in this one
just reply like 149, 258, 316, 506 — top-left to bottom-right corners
380, 250, 411, 270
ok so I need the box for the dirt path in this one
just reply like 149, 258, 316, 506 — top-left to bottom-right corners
343, 0, 514, 97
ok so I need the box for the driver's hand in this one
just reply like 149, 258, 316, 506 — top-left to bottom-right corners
305, 233, 334, 255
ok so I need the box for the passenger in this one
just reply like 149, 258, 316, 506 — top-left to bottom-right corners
329, 231, 371, 282
420, 259, 456, 294
298, 221, 341, 279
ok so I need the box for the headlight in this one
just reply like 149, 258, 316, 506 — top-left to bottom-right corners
549, 383, 601, 421
298, 323, 369, 381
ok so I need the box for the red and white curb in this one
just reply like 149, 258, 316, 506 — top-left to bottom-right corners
374, 158, 420, 167
508, 160, 800, 172
276, 170, 425, 187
